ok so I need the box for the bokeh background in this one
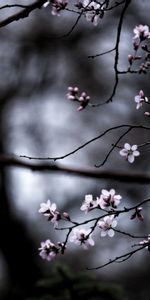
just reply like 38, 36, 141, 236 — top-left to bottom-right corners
0, 1, 150, 299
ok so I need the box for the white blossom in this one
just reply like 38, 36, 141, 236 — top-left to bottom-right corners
144, 111, 150, 117
119, 143, 140, 163
80, 194, 97, 213
133, 25, 150, 40
70, 228, 95, 250
83, 0, 100, 26
39, 200, 61, 227
38, 239, 59, 261
43, 0, 68, 16
97, 189, 121, 209
134, 90, 148, 109
98, 215, 117, 237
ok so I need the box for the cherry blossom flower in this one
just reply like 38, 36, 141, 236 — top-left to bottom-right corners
39, 200, 61, 227
70, 228, 95, 250
144, 111, 150, 117
119, 143, 140, 163
83, 0, 101, 26
97, 189, 122, 210
38, 239, 59, 261
43, 0, 68, 16
134, 90, 148, 109
98, 215, 117, 237
130, 207, 144, 221
133, 25, 150, 41
139, 235, 150, 251
52, 0, 68, 16
80, 194, 97, 213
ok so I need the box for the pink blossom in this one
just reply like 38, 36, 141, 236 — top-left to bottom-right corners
134, 90, 148, 109
43, 0, 68, 16
70, 228, 95, 250
39, 200, 61, 227
133, 25, 150, 41
119, 143, 140, 163
98, 215, 117, 237
38, 239, 59, 261
78, 92, 90, 111
83, 0, 101, 26
80, 194, 97, 213
97, 189, 121, 209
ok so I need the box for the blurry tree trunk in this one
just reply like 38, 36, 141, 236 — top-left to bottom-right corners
0, 105, 41, 299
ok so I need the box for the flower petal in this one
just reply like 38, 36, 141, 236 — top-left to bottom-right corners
128, 154, 135, 163
108, 229, 115, 237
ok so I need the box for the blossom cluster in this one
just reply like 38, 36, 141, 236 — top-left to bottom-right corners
39, 189, 119, 261
43, 0, 109, 26
80, 189, 122, 213
128, 25, 150, 74
37, 20, 150, 268
38, 189, 121, 261
38, 189, 147, 263
133, 25, 150, 41
76, 0, 105, 26
43, 0, 68, 16
67, 86, 90, 111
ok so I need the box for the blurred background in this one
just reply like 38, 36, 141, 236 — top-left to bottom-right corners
0, 0, 150, 299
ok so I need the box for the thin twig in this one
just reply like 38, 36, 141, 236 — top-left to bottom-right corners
95, 127, 132, 167
87, 245, 145, 270
0, 0, 46, 28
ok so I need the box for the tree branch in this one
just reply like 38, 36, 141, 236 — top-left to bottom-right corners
0, 154, 150, 183
20, 124, 150, 161
87, 245, 145, 270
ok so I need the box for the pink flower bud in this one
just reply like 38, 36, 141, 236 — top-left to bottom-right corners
128, 54, 133, 65
144, 111, 150, 116
63, 212, 70, 220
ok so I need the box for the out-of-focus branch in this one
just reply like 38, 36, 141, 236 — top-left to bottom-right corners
0, 0, 46, 28
0, 154, 150, 183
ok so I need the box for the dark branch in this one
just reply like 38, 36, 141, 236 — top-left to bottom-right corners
87, 245, 145, 270
0, 154, 150, 183
95, 127, 132, 167
20, 124, 150, 161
